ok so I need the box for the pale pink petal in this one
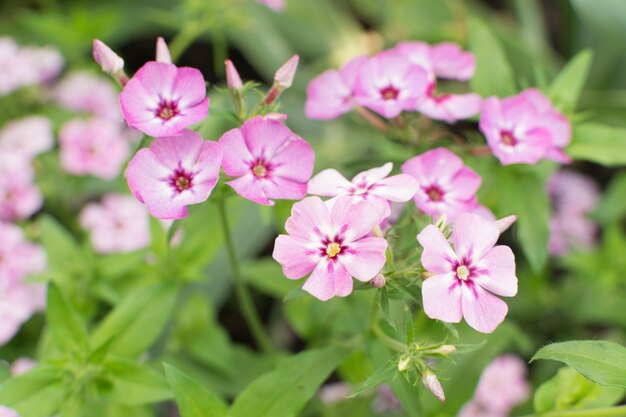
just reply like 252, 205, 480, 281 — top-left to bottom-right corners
331, 197, 384, 243
273, 235, 319, 279
417, 224, 457, 273
219, 127, 255, 176
240, 116, 292, 160
305, 70, 354, 120
226, 175, 271, 206
452, 213, 499, 261
340, 237, 387, 281
447, 167, 482, 200
372, 174, 420, 202
352, 162, 393, 184
262, 176, 308, 201
402, 147, 464, 184
302, 260, 353, 301
269, 137, 314, 182
422, 273, 463, 323
473, 245, 517, 297
285, 196, 333, 241
307, 169, 353, 197
430, 42, 476, 81
461, 283, 508, 333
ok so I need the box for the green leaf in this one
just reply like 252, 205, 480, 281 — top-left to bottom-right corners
568, 123, 626, 167
242, 258, 300, 299
164, 363, 228, 417
532, 341, 626, 387
378, 287, 397, 333
594, 172, 626, 224
103, 357, 172, 405
38, 215, 85, 284
230, 346, 349, 417
91, 282, 179, 358
0, 365, 63, 417
547, 50, 593, 113
349, 362, 395, 398
46, 283, 89, 352
534, 367, 624, 413
468, 18, 517, 97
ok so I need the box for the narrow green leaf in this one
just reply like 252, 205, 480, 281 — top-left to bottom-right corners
230, 346, 349, 417
547, 49, 593, 113
468, 18, 517, 97
379, 287, 397, 333
103, 357, 172, 405
0, 366, 63, 417
349, 362, 395, 398
594, 172, 626, 224
569, 123, 626, 167
91, 282, 179, 358
532, 341, 626, 388
46, 283, 89, 352
164, 363, 228, 417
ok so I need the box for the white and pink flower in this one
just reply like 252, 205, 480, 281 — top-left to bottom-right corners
273, 196, 387, 301
0, 116, 53, 162
0, 156, 42, 221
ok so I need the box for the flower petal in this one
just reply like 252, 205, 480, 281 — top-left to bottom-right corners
308, 169, 353, 197
226, 174, 271, 206
422, 273, 462, 323
331, 197, 384, 243
273, 235, 319, 279
220, 127, 254, 176
285, 196, 333, 241
373, 173, 420, 202
302, 260, 353, 301
417, 224, 456, 274
461, 283, 508, 333
340, 236, 388, 281
451, 213, 499, 262
473, 245, 517, 297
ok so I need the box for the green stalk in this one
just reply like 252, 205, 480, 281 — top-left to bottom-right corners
217, 194, 275, 355
519, 406, 626, 417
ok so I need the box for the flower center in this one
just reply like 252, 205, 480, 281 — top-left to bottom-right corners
169, 168, 194, 193
252, 162, 268, 178
500, 130, 517, 146
156, 100, 179, 121
326, 242, 342, 258
380, 86, 399, 101
424, 185, 445, 202
456, 265, 470, 281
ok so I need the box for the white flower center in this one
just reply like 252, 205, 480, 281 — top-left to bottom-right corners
456, 265, 470, 281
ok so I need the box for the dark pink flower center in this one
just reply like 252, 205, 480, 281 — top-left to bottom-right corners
379, 86, 399, 101
251, 159, 271, 178
319, 235, 346, 261
424, 184, 445, 202
168, 168, 194, 193
156, 100, 180, 121
500, 130, 517, 146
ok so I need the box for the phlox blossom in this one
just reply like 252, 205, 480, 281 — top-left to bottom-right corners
0, 406, 20, 417
417, 213, 517, 333
273, 196, 387, 301
0, 116, 53, 161
120, 61, 209, 137
11, 358, 37, 376
55, 71, 122, 121
80, 194, 151, 254
307, 162, 419, 218
219, 116, 314, 206
354, 50, 428, 119
401, 147, 481, 221
59, 118, 131, 180
0, 156, 42, 221
480, 88, 571, 165
125, 129, 222, 219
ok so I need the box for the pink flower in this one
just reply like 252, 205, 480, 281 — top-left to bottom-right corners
155, 37, 172, 64
219, 117, 314, 206
0, 156, 42, 221
80, 194, 151, 253
19, 45, 64, 82
257, 0, 285, 11
422, 371, 445, 402
401, 148, 482, 221
93, 39, 125, 75
480, 88, 571, 165
274, 55, 299, 89
372, 385, 403, 414
273, 196, 387, 301
395, 41, 480, 123
11, 358, 37, 376
225, 59, 243, 91
55, 71, 122, 121
120, 61, 209, 137
307, 162, 419, 218
305, 56, 366, 120
0, 406, 20, 417
417, 213, 517, 333
59, 118, 130, 180
0, 116, 53, 161
354, 50, 428, 119
125, 129, 222, 219
0, 38, 63, 95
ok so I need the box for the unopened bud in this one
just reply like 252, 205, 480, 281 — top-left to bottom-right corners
422, 371, 445, 402
432, 345, 456, 355
93, 39, 124, 75
225, 59, 243, 91
495, 215, 516, 234
263, 113, 288, 122
370, 274, 386, 288
397, 355, 411, 372
156, 37, 172, 64
274, 54, 299, 88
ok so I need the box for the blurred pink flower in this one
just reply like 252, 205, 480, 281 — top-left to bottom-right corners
120, 61, 209, 137
59, 118, 130, 180
547, 170, 599, 256
55, 71, 121, 121
401, 147, 481, 221
417, 213, 517, 333
0, 116, 53, 161
274, 55, 299, 89
19, 45, 64, 83
308, 162, 419, 218
125, 130, 222, 219
395, 41, 480, 123
305, 56, 366, 120
0, 156, 42, 221
318, 382, 351, 404
257, 0, 285, 11
0, 406, 20, 417
273, 196, 387, 301
80, 194, 151, 254
372, 384, 403, 414
11, 358, 37, 376
480, 88, 571, 165
354, 50, 428, 119
219, 117, 314, 206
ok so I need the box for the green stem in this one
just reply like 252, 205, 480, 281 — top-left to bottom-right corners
519, 406, 626, 417
169, 24, 204, 63
369, 294, 406, 352
217, 193, 275, 355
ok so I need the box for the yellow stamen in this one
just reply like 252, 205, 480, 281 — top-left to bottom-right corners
253, 163, 267, 178
456, 265, 470, 281
326, 242, 341, 258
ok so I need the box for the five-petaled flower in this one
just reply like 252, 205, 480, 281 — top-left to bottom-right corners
119, 61, 209, 137
125, 129, 222, 219
417, 213, 517, 333
219, 116, 314, 206
273, 196, 388, 301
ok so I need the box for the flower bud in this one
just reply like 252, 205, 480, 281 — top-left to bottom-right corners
274, 54, 299, 88
495, 214, 516, 234
432, 345, 456, 355
225, 59, 243, 91
156, 37, 172, 64
422, 371, 445, 402
397, 355, 411, 372
370, 274, 386, 288
93, 39, 124, 75
263, 113, 288, 122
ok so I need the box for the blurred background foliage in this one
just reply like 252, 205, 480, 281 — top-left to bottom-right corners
1, 0, 626, 416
